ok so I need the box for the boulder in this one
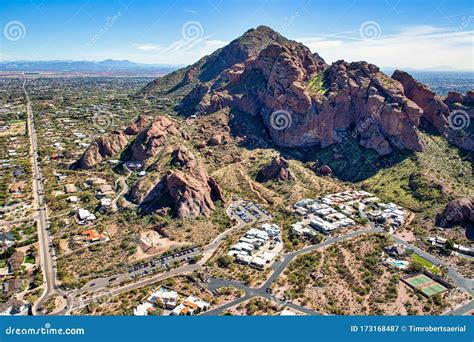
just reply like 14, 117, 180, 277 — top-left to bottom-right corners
319, 165, 332, 176
208, 133, 223, 146
256, 156, 294, 182
438, 197, 474, 226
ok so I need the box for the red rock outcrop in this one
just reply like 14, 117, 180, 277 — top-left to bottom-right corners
123, 115, 150, 135
130, 146, 225, 219
130, 116, 179, 161
166, 146, 224, 219
319, 165, 333, 176
176, 34, 425, 156
208, 133, 223, 146
78, 115, 154, 169
78, 131, 128, 169
256, 156, 294, 182
392, 70, 449, 135
393, 71, 474, 152
439, 197, 474, 226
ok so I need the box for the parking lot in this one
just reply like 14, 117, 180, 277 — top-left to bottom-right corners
230, 200, 271, 223
127, 247, 200, 279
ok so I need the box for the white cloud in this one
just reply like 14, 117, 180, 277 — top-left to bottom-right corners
298, 25, 474, 71
135, 44, 162, 51
132, 38, 228, 65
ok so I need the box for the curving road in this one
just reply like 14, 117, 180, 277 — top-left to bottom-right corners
65, 201, 253, 312
201, 219, 473, 316
202, 227, 383, 315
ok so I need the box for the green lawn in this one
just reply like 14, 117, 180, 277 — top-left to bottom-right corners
24, 255, 35, 264
0, 259, 6, 268
411, 254, 440, 275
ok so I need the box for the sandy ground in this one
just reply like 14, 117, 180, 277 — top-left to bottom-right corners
129, 229, 187, 262
394, 229, 416, 243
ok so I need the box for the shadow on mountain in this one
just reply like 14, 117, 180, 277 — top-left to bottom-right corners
465, 225, 474, 241
226, 108, 413, 182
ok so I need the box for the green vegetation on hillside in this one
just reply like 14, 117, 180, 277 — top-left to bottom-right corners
308, 73, 329, 95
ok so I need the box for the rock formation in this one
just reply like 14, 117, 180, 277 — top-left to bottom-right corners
130, 116, 179, 161
77, 115, 178, 169
78, 131, 129, 169
130, 146, 225, 219
319, 165, 333, 176
438, 198, 474, 226
393, 71, 474, 152
78, 114, 150, 169
392, 70, 450, 135
143, 26, 429, 156
123, 115, 150, 135
256, 156, 294, 182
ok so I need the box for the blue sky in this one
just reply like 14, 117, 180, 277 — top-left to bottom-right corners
1, 0, 473, 70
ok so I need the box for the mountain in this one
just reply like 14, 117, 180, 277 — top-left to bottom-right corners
75, 26, 473, 221
140, 25, 473, 156
0, 59, 180, 72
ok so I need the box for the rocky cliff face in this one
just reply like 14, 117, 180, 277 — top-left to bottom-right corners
130, 146, 225, 219
78, 115, 151, 169
130, 116, 180, 161
145, 26, 430, 156
392, 70, 450, 135
393, 70, 474, 152
438, 197, 474, 226
257, 156, 294, 182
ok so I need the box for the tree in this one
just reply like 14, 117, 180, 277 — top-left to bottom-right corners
217, 255, 233, 268
444, 239, 455, 251
408, 260, 424, 273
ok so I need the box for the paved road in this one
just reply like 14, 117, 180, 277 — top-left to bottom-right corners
112, 173, 136, 210
22, 74, 65, 314
58, 196, 473, 316
66, 202, 252, 312
203, 227, 383, 315
444, 299, 474, 316
391, 235, 473, 296
201, 221, 474, 316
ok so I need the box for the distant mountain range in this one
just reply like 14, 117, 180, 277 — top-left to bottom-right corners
0, 59, 183, 72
